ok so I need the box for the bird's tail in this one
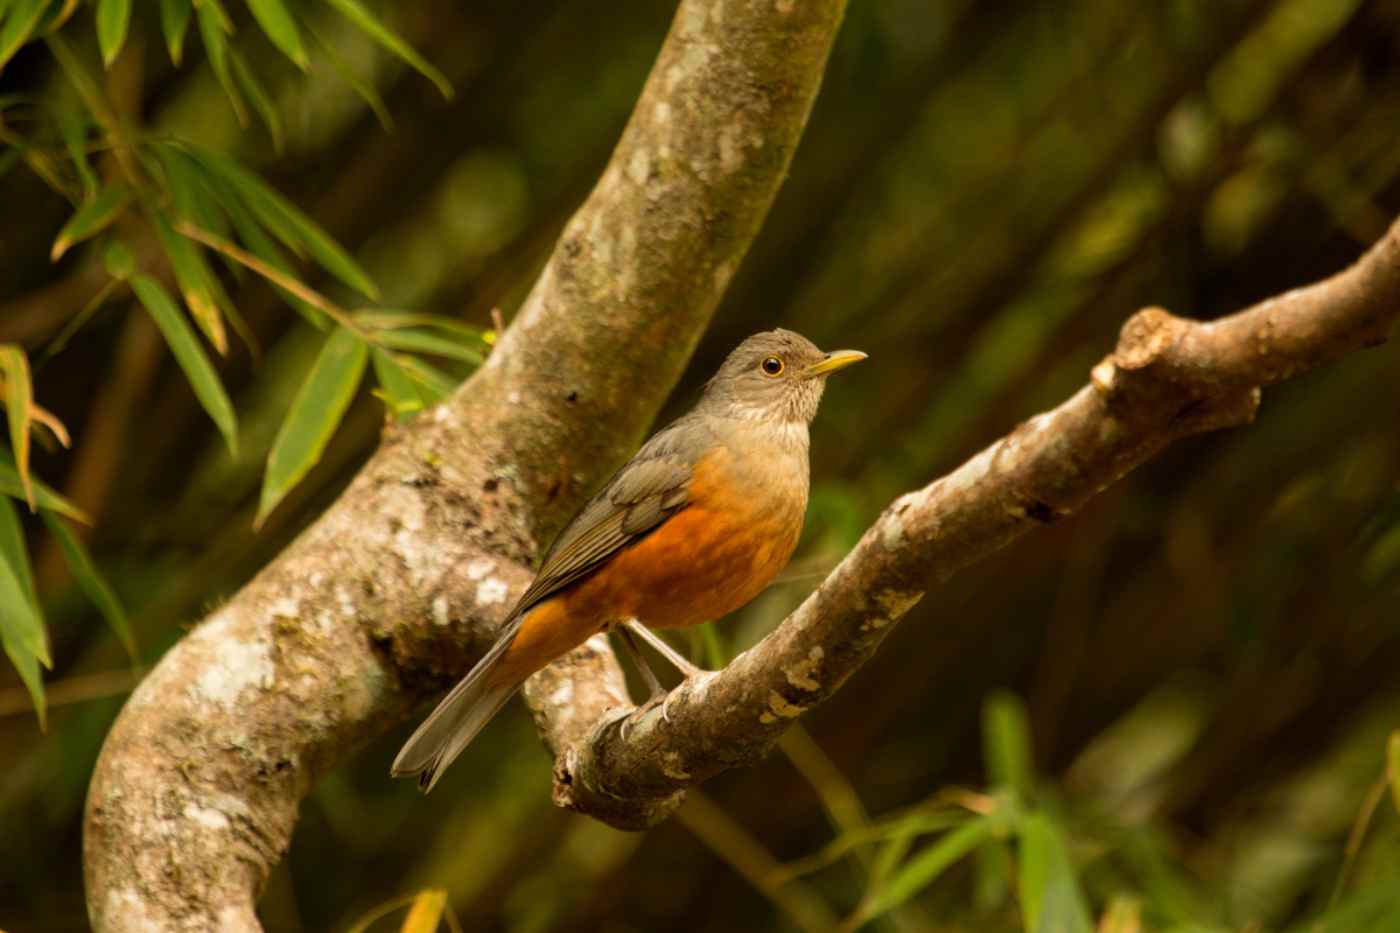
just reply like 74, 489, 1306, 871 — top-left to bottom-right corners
391, 619, 522, 793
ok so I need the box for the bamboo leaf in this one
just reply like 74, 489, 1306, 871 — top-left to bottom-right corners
159, 0, 192, 65
353, 310, 485, 341
372, 328, 484, 365
0, 345, 35, 510
321, 0, 453, 98
0, 0, 49, 74
399, 889, 447, 933
95, 0, 132, 67
3, 635, 46, 728
182, 144, 379, 299
0, 455, 90, 523
196, 0, 247, 124
50, 183, 130, 261
246, 0, 306, 67
151, 213, 230, 355
984, 691, 1034, 801
103, 238, 134, 279
395, 356, 458, 404
41, 511, 136, 663
371, 348, 425, 419
1018, 813, 1092, 933
257, 327, 366, 526
55, 105, 98, 198
1388, 731, 1400, 816
861, 817, 995, 922
131, 275, 238, 454
231, 48, 285, 151
0, 496, 51, 669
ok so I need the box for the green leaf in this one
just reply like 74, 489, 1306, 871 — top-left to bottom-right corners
257, 327, 366, 526
984, 691, 1035, 801
0, 455, 89, 523
103, 239, 134, 279
0, 0, 49, 74
370, 348, 424, 419
862, 816, 996, 922
96, 0, 132, 67
306, 19, 392, 130
372, 328, 484, 365
150, 213, 230, 355
321, 0, 453, 99
159, 0, 193, 65
1389, 731, 1400, 816
247, 0, 307, 67
0, 496, 50, 669
353, 310, 484, 341
41, 512, 136, 663
1018, 813, 1092, 933
231, 48, 286, 152
182, 144, 379, 299
50, 183, 130, 261
395, 356, 458, 404
3, 636, 46, 728
196, 0, 247, 124
55, 105, 98, 198
131, 275, 238, 454
0, 345, 35, 510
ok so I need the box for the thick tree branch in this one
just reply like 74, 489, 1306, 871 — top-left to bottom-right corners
537, 216, 1400, 829
83, 0, 847, 928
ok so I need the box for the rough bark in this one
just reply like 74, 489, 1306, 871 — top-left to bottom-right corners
82, 0, 848, 928
539, 215, 1400, 828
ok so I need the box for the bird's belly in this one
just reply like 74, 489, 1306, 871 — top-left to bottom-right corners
565, 498, 804, 631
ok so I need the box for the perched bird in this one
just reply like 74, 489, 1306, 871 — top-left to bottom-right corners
392, 329, 865, 791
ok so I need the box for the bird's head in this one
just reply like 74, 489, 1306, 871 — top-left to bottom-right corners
699, 328, 865, 425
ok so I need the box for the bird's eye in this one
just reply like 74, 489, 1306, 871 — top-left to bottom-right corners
760, 356, 784, 377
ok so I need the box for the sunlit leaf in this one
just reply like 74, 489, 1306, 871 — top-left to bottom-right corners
3, 634, 46, 728
861, 816, 994, 922
0, 0, 50, 73
159, 0, 193, 65
182, 144, 379, 299
257, 327, 367, 526
96, 0, 132, 67
50, 183, 130, 261
131, 275, 238, 454
395, 356, 458, 404
0, 496, 51, 670
246, 0, 306, 67
322, 0, 453, 98
0, 345, 35, 510
151, 214, 230, 355
1097, 895, 1142, 933
373, 328, 484, 365
399, 889, 447, 933
0, 456, 90, 523
371, 348, 425, 419
41, 512, 136, 664
984, 691, 1034, 801
1018, 813, 1092, 933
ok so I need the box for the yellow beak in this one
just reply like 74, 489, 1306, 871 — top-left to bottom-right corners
803, 349, 867, 378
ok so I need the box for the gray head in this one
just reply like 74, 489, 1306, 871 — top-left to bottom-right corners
697, 329, 866, 424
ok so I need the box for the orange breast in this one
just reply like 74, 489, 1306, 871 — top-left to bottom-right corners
564, 446, 804, 630
496, 446, 805, 683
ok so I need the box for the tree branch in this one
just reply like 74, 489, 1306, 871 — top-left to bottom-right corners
536, 215, 1400, 829
83, 0, 847, 928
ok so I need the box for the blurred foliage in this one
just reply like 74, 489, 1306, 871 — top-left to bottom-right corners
2, 0, 1400, 930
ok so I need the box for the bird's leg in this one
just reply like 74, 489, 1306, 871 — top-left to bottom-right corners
622, 620, 710, 680
615, 624, 667, 700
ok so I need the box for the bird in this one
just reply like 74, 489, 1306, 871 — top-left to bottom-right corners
392, 329, 865, 791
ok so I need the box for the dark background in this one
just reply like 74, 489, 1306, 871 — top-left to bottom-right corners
3, 0, 1400, 929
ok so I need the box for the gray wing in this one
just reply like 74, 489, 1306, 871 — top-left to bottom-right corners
507, 414, 710, 617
